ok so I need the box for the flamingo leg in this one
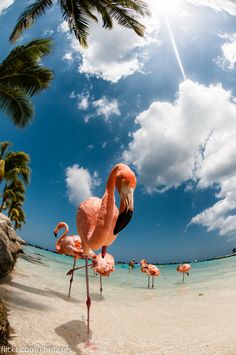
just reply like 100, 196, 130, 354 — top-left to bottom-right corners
182, 273, 185, 283
152, 276, 154, 288
85, 257, 91, 339
68, 258, 76, 299
148, 275, 150, 288
100, 275, 103, 295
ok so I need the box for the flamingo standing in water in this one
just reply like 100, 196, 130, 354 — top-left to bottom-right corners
140, 259, 160, 288
92, 253, 115, 295
77, 163, 136, 338
54, 222, 84, 298
176, 263, 191, 283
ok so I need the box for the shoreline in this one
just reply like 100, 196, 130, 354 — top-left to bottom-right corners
26, 242, 236, 265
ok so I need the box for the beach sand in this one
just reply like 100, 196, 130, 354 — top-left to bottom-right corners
0, 249, 236, 355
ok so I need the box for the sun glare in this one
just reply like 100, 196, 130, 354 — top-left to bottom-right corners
150, 0, 185, 16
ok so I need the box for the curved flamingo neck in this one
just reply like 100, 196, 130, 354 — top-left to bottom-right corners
56, 223, 69, 246
106, 166, 118, 195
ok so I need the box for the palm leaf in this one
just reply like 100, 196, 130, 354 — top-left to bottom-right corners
103, 0, 146, 37
1, 39, 53, 72
0, 67, 53, 96
59, 0, 92, 47
0, 142, 12, 159
0, 85, 34, 128
9, 0, 54, 43
5, 152, 31, 184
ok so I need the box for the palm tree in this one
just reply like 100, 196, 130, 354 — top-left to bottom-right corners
0, 39, 53, 128
0, 142, 31, 186
0, 142, 30, 229
10, 0, 150, 48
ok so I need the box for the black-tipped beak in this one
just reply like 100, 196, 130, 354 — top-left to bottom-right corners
114, 187, 134, 235
114, 209, 133, 235
54, 232, 57, 238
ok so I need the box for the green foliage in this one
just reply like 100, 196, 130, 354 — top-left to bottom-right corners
10, 0, 150, 47
0, 142, 30, 230
0, 39, 53, 128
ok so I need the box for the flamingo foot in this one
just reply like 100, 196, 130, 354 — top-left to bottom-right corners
84, 341, 98, 351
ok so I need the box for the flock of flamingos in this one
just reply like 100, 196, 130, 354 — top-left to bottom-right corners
53, 163, 191, 340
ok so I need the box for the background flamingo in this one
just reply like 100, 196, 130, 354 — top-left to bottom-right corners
176, 263, 191, 283
140, 259, 160, 288
76, 163, 136, 338
92, 252, 115, 295
54, 222, 84, 298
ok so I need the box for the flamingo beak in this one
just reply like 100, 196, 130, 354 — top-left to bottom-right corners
54, 231, 57, 238
114, 187, 134, 235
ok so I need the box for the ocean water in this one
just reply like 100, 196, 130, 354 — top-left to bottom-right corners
23, 245, 236, 298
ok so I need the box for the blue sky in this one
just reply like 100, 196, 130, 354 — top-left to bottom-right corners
1, 0, 236, 262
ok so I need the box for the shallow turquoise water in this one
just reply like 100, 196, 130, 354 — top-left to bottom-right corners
24, 245, 236, 297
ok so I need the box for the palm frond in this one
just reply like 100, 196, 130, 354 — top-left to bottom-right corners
1, 39, 53, 72
0, 85, 34, 128
0, 67, 53, 96
103, 0, 146, 37
9, 0, 54, 43
5, 152, 31, 184
0, 142, 12, 158
59, 0, 92, 47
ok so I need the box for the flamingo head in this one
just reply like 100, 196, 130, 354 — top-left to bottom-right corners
53, 222, 67, 238
114, 164, 136, 235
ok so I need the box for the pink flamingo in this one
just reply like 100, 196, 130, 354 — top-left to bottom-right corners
54, 222, 84, 298
176, 263, 191, 283
140, 259, 160, 288
77, 163, 136, 338
92, 253, 115, 294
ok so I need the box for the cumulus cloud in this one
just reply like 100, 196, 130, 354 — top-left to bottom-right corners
215, 33, 236, 70
187, 0, 236, 15
93, 97, 120, 121
58, 5, 160, 83
77, 93, 90, 110
123, 79, 236, 237
0, 0, 14, 14
65, 164, 101, 206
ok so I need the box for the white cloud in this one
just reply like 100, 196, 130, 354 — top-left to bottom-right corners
0, 0, 14, 14
63, 52, 73, 61
58, 21, 69, 33
58, 7, 160, 83
65, 164, 101, 206
187, 0, 236, 15
76, 93, 89, 110
215, 33, 236, 70
93, 97, 120, 121
123, 79, 236, 237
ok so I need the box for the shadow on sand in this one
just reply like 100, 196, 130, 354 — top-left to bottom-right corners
19, 253, 49, 266
55, 320, 92, 355
2, 280, 80, 304
90, 293, 105, 302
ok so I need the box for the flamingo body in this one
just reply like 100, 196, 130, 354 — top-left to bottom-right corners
77, 197, 119, 254
176, 264, 191, 273
92, 253, 115, 277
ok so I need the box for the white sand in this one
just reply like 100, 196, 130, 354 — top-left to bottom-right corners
0, 254, 236, 355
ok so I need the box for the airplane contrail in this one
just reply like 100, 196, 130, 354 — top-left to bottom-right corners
166, 17, 187, 81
